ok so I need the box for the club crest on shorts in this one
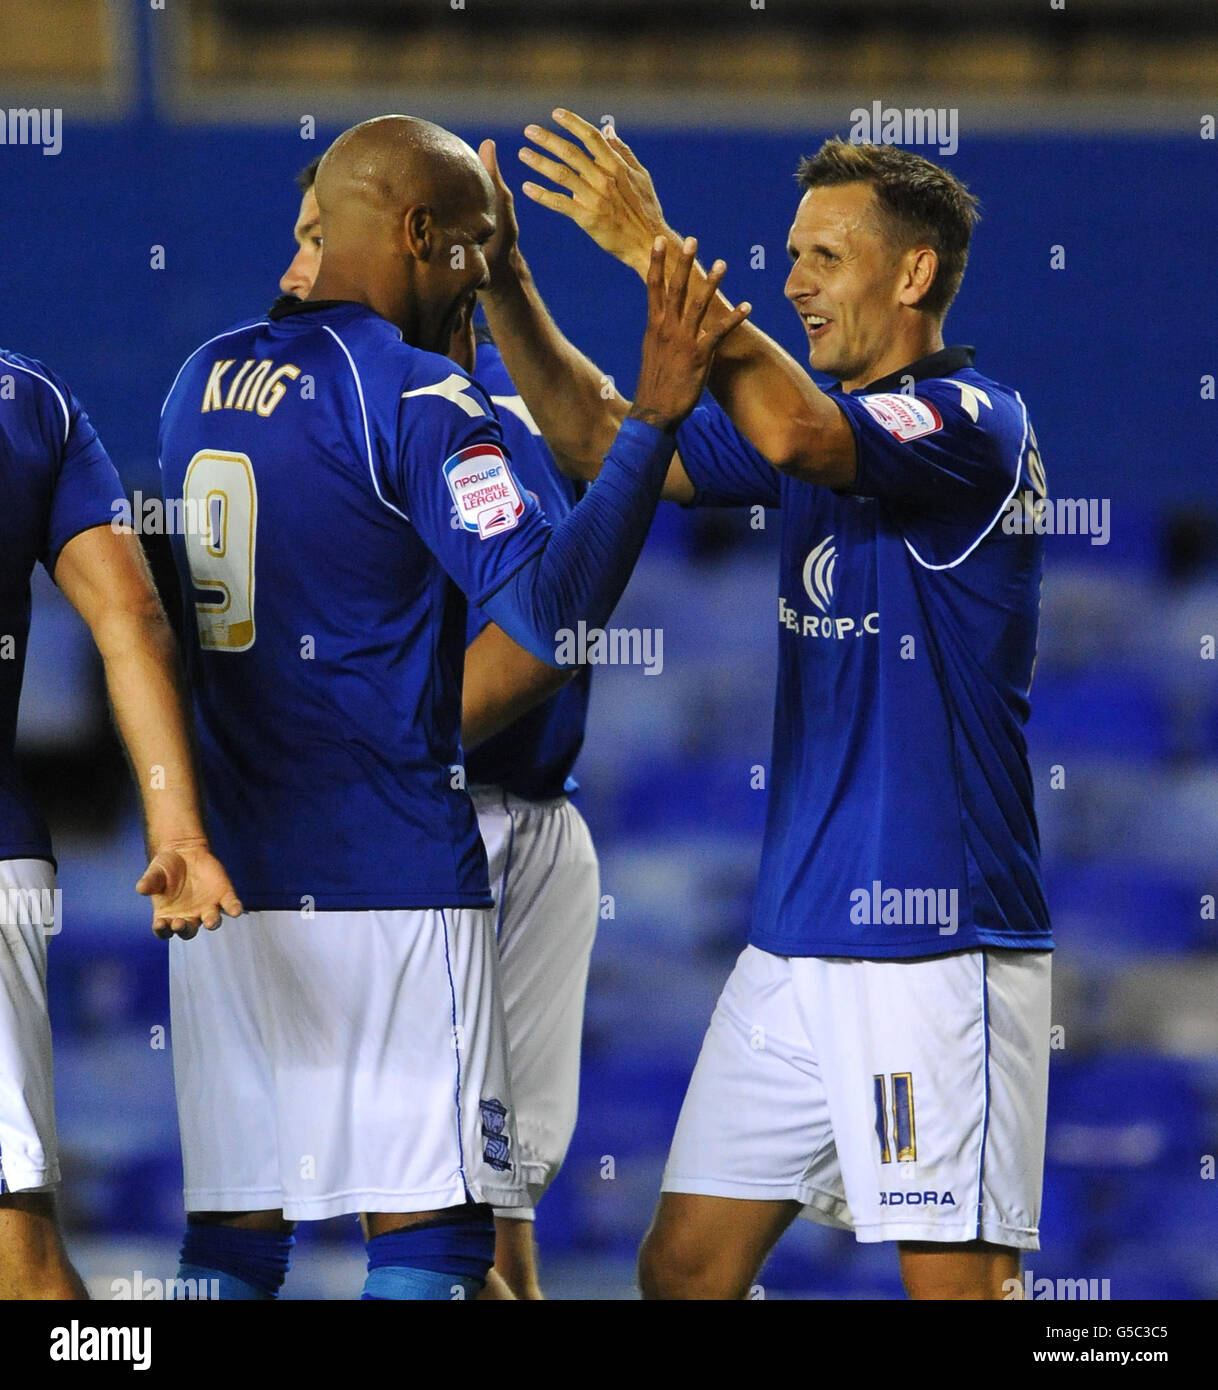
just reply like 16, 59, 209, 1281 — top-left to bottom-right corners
479, 1097, 511, 1172
443, 443, 525, 539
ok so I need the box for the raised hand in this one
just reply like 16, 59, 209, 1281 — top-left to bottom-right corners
519, 110, 675, 279
630, 237, 751, 434
136, 839, 243, 941
478, 138, 524, 294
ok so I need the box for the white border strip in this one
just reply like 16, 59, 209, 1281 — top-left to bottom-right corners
161, 85, 1215, 135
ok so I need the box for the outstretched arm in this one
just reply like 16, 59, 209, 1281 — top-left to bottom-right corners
479, 238, 750, 665
462, 622, 575, 750
517, 110, 855, 488
477, 138, 696, 502
53, 524, 242, 938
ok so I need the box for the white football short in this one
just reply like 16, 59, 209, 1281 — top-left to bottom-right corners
169, 904, 525, 1221
472, 786, 600, 1220
0, 857, 59, 1194
662, 944, 1051, 1249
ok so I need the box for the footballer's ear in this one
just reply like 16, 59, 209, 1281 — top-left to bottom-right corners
900, 244, 939, 309
402, 204, 436, 260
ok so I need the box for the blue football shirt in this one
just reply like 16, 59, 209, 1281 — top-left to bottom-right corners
464, 330, 591, 801
677, 347, 1052, 958
0, 350, 125, 863
158, 299, 552, 910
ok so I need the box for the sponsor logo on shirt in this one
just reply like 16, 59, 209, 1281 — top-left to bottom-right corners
858, 392, 943, 442
802, 534, 837, 611
443, 443, 525, 539
779, 536, 879, 640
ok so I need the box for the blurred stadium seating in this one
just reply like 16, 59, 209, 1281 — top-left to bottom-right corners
2, 0, 1215, 1298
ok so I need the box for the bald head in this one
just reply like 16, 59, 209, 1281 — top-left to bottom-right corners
308, 115, 498, 353
315, 115, 492, 240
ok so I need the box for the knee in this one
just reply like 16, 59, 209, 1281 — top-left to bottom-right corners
637, 1224, 749, 1301
899, 1241, 1018, 1301
0, 1240, 85, 1299
0, 1196, 86, 1299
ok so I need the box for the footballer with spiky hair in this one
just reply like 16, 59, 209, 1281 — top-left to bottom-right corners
475, 112, 1053, 1301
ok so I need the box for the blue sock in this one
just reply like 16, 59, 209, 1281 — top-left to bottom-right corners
361, 1206, 494, 1301
176, 1263, 271, 1301
361, 1267, 484, 1301
175, 1221, 295, 1300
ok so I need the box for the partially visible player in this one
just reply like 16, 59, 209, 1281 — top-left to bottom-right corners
283, 156, 597, 1300
279, 162, 323, 301
160, 115, 747, 1300
457, 315, 599, 1301
0, 348, 241, 1298
472, 114, 1053, 1300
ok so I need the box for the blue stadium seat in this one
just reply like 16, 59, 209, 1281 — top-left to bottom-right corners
1049, 1169, 1218, 1299
758, 1225, 906, 1299
614, 756, 769, 835
47, 932, 169, 1039
1026, 669, 1171, 761
1037, 1165, 1093, 1267
1047, 1054, 1211, 1171
1043, 860, 1212, 954
102, 1153, 189, 1236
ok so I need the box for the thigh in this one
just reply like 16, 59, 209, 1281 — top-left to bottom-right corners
0, 859, 59, 1194
795, 948, 1050, 1251
256, 906, 526, 1222
169, 909, 280, 1212
897, 1238, 1021, 1300
662, 946, 844, 1219
495, 798, 600, 977
642, 1191, 801, 1300
493, 799, 600, 1204
978, 948, 1052, 1249
0, 1190, 85, 1297
474, 793, 513, 927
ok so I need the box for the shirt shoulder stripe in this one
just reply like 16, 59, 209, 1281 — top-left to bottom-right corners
902, 387, 1028, 572
4, 359, 70, 446
159, 324, 260, 420
321, 324, 410, 523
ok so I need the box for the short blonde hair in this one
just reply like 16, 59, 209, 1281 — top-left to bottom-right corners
796, 139, 980, 317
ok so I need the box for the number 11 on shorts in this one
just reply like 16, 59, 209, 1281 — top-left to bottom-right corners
873, 1072, 917, 1163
